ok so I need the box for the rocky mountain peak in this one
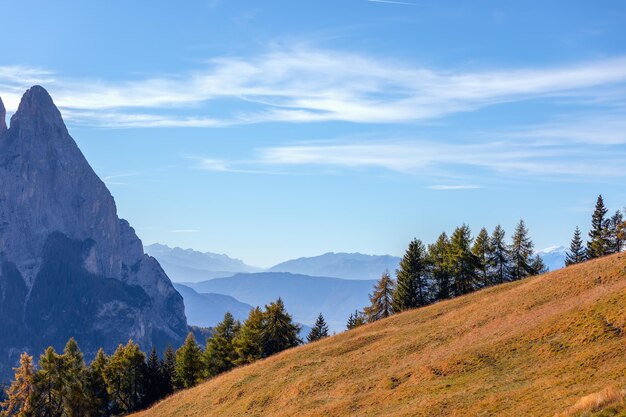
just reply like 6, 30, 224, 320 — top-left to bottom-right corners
9, 85, 67, 137
0, 95, 6, 134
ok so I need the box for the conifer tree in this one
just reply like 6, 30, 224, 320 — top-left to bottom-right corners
346, 310, 367, 330
61, 338, 88, 417
392, 239, 430, 312
449, 225, 480, 296
587, 195, 610, 258
30, 347, 64, 417
262, 299, 301, 356
565, 226, 586, 266
428, 232, 452, 301
307, 313, 330, 342
174, 333, 204, 389
472, 227, 491, 288
234, 307, 265, 365
509, 220, 535, 280
144, 347, 164, 407
103, 340, 147, 414
363, 270, 395, 322
617, 213, 626, 253
160, 346, 176, 396
608, 210, 624, 253
0, 353, 35, 417
530, 254, 547, 275
84, 348, 110, 417
488, 225, 510, 284
204, 312, 241, 377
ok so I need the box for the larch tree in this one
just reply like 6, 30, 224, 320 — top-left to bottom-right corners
262, 299, 302, 357
509, 220, 535, 281
61, 338, 88, 417
103, 340, 147, 414
449, 225, 480, 296
472, 227, 492, 288
174, 333, 204, 389
234, 307, 265, 365
1, 352, 35, 417
587, 195, 610, 259
488, 225, 510, 284
608, 210, 624, 253
307, 313, 330, 342
204, 312, 241, 377
84, 348, 110, 417
364, 270, 395, 322
392, 238, 430, 312
565, 226, 586, 266
30, 347, 64, 417
428, 232, 452, 301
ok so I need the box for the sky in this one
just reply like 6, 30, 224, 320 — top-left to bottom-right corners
1, 0, 625, 267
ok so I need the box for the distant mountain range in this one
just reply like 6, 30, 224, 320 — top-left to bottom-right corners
148, 244, 400, 282
537, 246, 567, 271
186, 272, 376, 333
145, 243, 261, 282
269, 252, 401, 280
173, 283, 253, 327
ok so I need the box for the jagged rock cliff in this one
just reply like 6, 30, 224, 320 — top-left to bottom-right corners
0, 87, 188, 379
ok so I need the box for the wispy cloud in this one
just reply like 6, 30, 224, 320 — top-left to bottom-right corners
1, 46, 626, 127
367, 0, 420, 6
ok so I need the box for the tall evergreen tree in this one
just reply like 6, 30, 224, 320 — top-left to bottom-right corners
530, 254, 548, 275
0, 353, 35, 417
488, 225, 510, 284
144, 347, 164, 407
30, 347, 64, 417
262, 299, 301, 357
587, 195, 610, 258
363, 270, 395, 322
472, 227, 491, 288
428, 232, 452, 301
307, 313, 330, 342
174, 333, 204, 389
233, 307, 265, 365
204, 312, 241, 377
84, 349, 110, 417
617, 212, 626, 253
509, 220, 535, 281
392, 239, 430, 312
565, 226, 586, 266
449, 225, 480, 296
608, 210, 624, 253
346, 310, 366, 330
160, 346, 176, 396
61, 338, 88, 417
103, 340, 147, 414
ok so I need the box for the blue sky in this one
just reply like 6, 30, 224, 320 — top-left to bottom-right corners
1, 0, 625, 267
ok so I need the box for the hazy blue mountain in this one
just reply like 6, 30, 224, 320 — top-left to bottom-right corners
0, 87, 187, 379
268, 252, 401, 280
187, 272, 376, 333
173, 283, 253, 327
146, 243, 261, 282
537, 246, 567, 271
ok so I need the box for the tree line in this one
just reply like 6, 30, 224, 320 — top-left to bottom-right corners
351, 195, 625, 327
1, 298, 314, 417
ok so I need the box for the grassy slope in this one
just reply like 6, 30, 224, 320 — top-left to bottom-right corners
135, 253, 626, 417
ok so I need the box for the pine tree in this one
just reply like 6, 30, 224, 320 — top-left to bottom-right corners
449, 225, 480, 296
262, 299, 302, 357
61, 338, 88, 417
0, 353, 35, 417
103, 340, 147, 414
160, 346, 176, 396
565, 226, 586, 266
428, 232, 452, 301
307, 313, 330, 342
174, 333, 204, 389
234, 307, 265, 365
472, 227, 491, 288
587, 195, 610, 259
346, 310, 366, 330
608, 210, 624, 253
392, 239, 430, 312
489, 225, 510, 284
30, 347, 64, 417
204, 312, 241, 377
617, 212, 626, 253
144, 347, 164, 407
509, 220, 535, 280
84, 348, 110, 417
530, 255, 547, 275
363, 270, 395, 322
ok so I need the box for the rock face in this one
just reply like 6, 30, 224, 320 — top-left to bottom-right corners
0, 86, 188, 379
0, 96, 6, 134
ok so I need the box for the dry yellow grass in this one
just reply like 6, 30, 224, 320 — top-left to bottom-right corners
134, 253, 626, 417
556, 386, 626, 417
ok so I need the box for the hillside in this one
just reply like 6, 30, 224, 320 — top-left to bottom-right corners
134, 253, 626, 417
173, 284, 254, 327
